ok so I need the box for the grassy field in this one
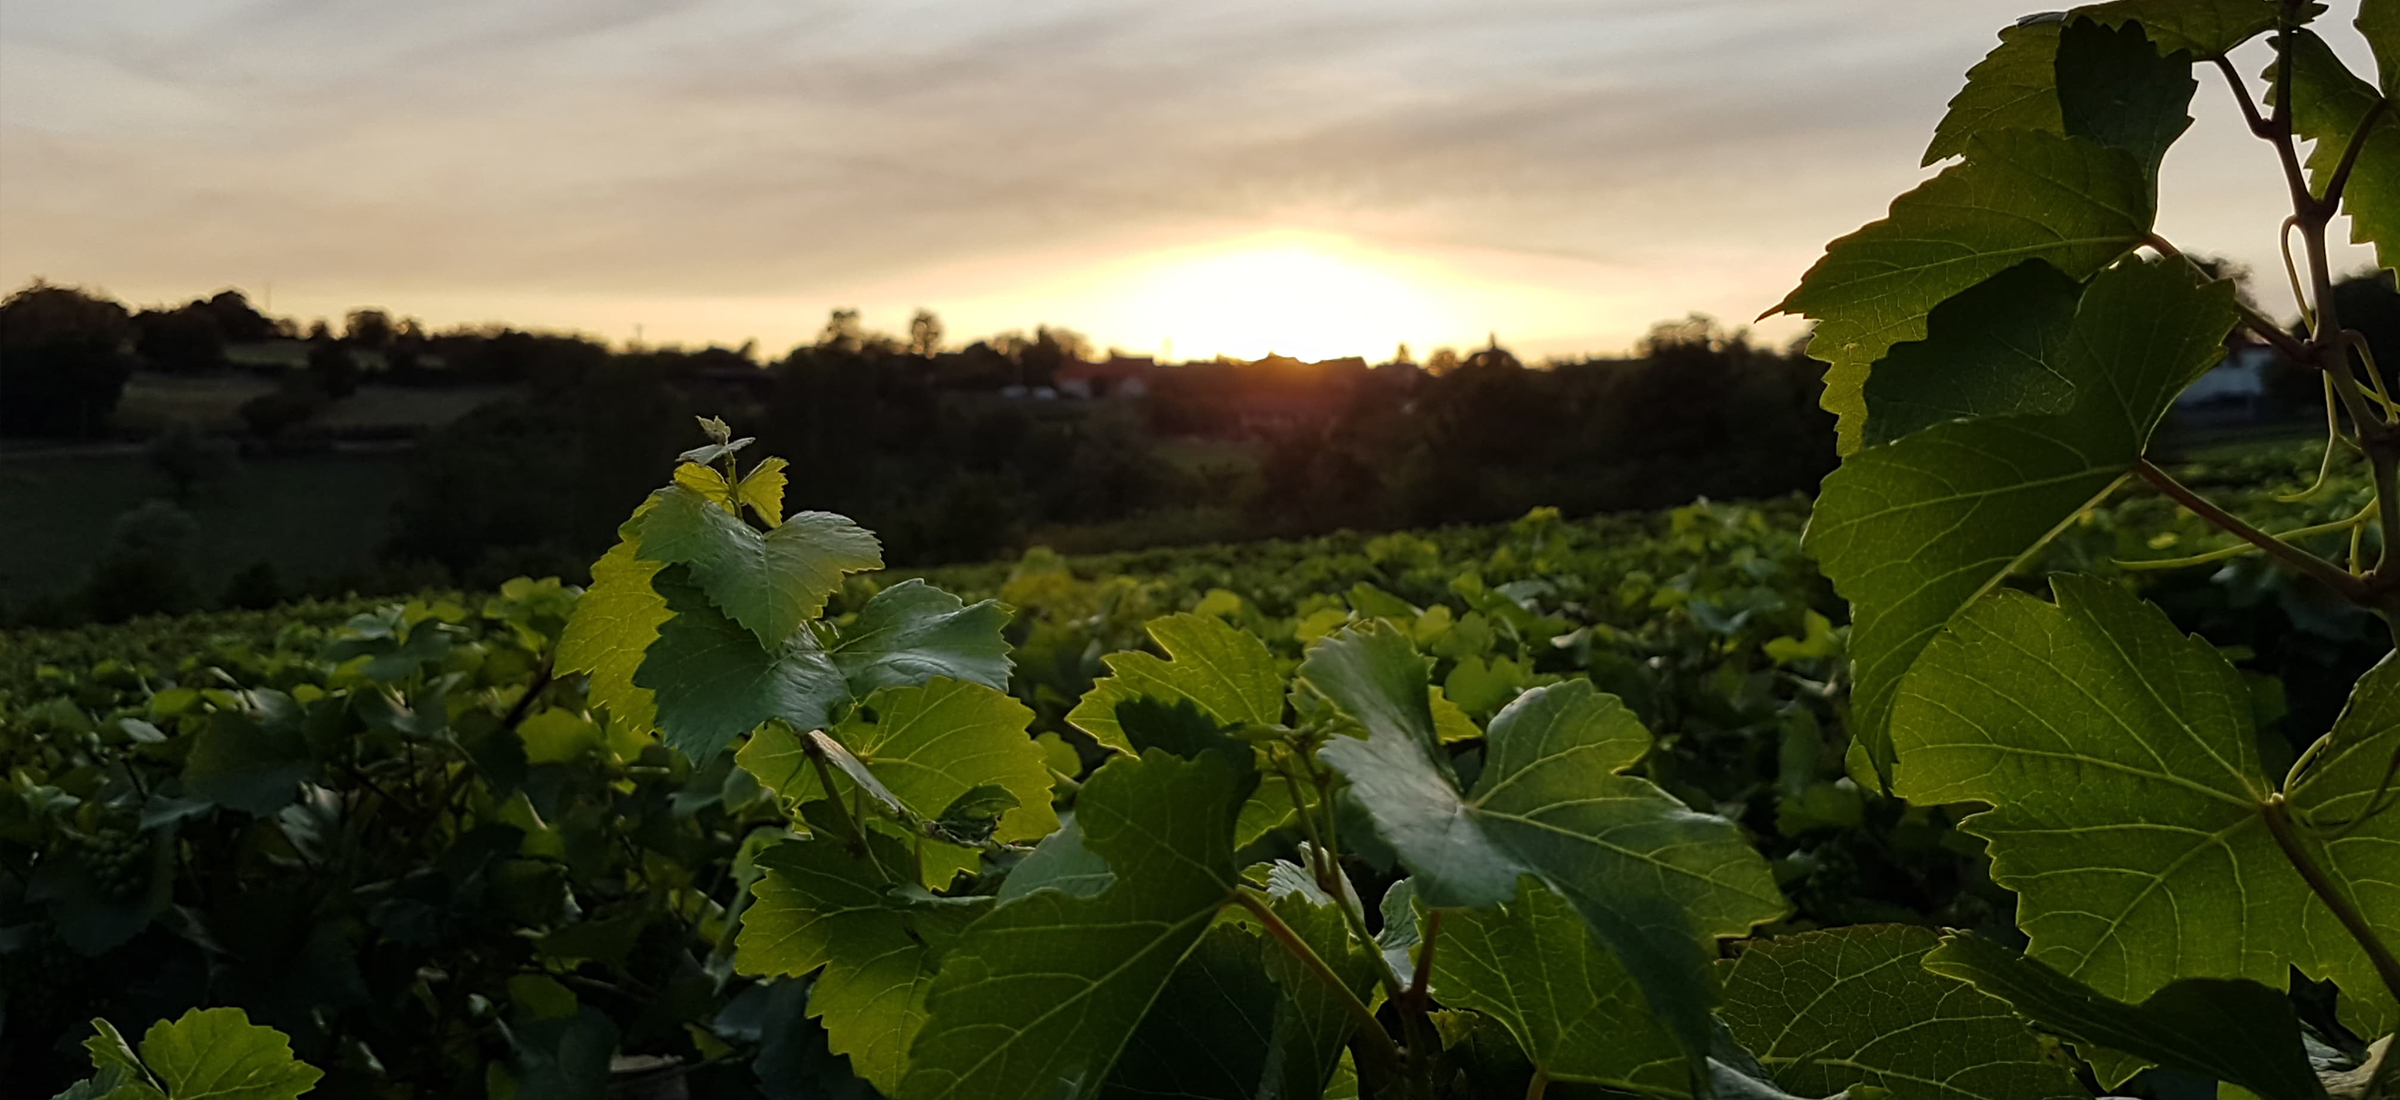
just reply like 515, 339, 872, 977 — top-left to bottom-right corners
0, 450, 408, 605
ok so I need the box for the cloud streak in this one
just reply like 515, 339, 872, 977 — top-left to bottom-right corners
0, 0, 2380, 357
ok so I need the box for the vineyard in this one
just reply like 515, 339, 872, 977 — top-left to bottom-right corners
9, 2, 2400, 1098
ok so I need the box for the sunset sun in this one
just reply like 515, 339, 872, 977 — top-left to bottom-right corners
1109, 236, 1456, 362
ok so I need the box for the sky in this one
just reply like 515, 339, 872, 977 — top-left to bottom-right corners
0, 0, 2383, 362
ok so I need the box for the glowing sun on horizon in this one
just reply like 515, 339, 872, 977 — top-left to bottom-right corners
1106, 238, 1456, 362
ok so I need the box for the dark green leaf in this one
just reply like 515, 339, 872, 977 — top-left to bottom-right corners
995, 816, 1114, 904
1312, 637, 1785, 1075
830, 578, 1012, 699
181, 693, 314, 816
1860, 261, 2081, 447
1427, 876, 1686, 1094
634, 486, 881, 648
2073, 0, 2305, 58
1922, 933, 2325, 1100
2055, 16, 2195, 174
901, 749, 1254, 1100
1810, 258, 2236, 783
1718, 925, 2083, 1100
636, 571, 848, 762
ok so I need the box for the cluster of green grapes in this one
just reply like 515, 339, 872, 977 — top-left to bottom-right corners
67, 817, 151, 902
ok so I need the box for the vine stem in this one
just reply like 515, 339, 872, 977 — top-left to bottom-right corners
2135, 459, 2368, 601
1230, 890, 1408, 1079
804, 737, 888, 881
1526, 1067, 1550, 1100
2261, 795, 2400, 1008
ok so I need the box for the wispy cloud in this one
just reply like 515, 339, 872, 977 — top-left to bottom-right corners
0, 0, 2379, 357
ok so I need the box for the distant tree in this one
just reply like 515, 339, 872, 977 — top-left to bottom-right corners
201, 290, 277, 343
146, 421, 239, 503
819, 308, 867, 353
345, 308, 395, 349
1424, 347, 1460, 375
908, 309, 945, 357
133, 304, 228, 374
1390, 343, 1415, 367
305, 318, 333, 342
0, 281, 136, 439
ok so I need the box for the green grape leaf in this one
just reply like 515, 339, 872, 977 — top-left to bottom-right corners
2287, 652, 2400, 1040
996, 817, 1114, 903
2275, 29, 2400, 276
1891, 577, 2400, 1032
1717, 925, 2084, 1100
829, 678, 1059, 883
1922, 934, 2324, 1100
738, 832, 986, 1095
183, 694, 315, 816
901, 749, 1253, 1100
1810, 258, 2236, 783
738, 456, 788, 525
2055, 17, 2196, 174
556, 508, 669, 739
1925, 20, 2064, 166
1310, 632, 1786, 1074
1772, 129, 2154, 454
139, 1007, 324, 1100
1427, 876, 1686, 1095
1068, 613, 1284, 753
1100, 874, 1373, 1100
635, 572, 849, 762
2365, 0, 2398, 98
634, 486, 881, 649
2073, 0, 2306, 58
1860, 261, 2081, 447
72, 1018, 164, 1100
830, 579, 1013, 700
1376, 878, 1421, 984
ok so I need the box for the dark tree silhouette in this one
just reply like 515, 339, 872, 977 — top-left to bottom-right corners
0, 282, 136, 439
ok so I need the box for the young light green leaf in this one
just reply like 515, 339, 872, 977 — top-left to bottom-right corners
1772, 129, 2154, 453
1925, 20, 2065, 166
635, 486, 881, 649
555, 512, 669, 740
1427, 876, 1687, 1096
1810, 258, 2237, 783
139, 1007, 324, 1100
2274, 30, 2400, 275
1922, 933, 2325, 1100
901, 749, 1254, 1100
1891, 577, 2398, 1032
1311, 639, 1786, 1076
738, 833, 987, 1095
828, 678, 1059, 883
1068, 613, 1284, 753
1859, 261, 2080, 447
829, 579, 1012, 700
635, 572, 849, 761
1717, 925, 2084, 1100
74, 1018, 164, 1100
